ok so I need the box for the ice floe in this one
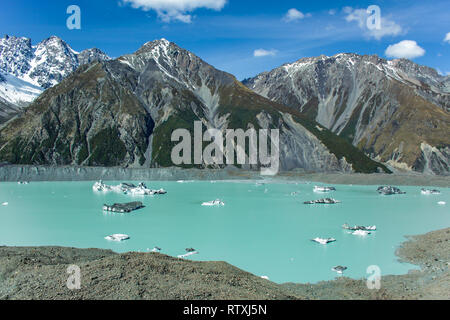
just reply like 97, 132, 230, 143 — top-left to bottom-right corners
421, 189, 441, 195
105, 234, 130, 242
304, 198, 341, 205
332, 266, 347, 274
202, 199, 225, 206
343, 224, 377, 231
93, 181, 166, 196
178, 248, 199, 259
312, 237, 336, 245
377, 186, 406, 195
314, 186, 336, 193
103, 202, 145, 213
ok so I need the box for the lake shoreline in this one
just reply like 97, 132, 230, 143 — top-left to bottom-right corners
0, 228, 448, 300
1, 165, 449, 187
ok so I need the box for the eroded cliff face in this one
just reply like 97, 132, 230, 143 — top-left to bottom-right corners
0, 40, 387, 174
244, 54, 450, 175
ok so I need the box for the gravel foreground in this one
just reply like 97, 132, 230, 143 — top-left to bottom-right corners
0, 229, 448, 300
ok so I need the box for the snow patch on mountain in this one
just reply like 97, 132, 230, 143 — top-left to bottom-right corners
0, 71, 43, 106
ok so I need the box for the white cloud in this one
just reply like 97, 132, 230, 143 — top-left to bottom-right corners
121, 0, 227, 23
444, 32, 450, 43
283, 8, 309, 22
328, 9, 336, 16
253, 49, 277, 57
385, 40, 426, 59
344, 7, 403, 40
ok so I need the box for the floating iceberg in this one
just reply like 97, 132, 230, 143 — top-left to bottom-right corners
148, 247, 162, 253
438, 201, 446, 205
304, 198, 341, 205
93, 180, 112, 192
332, 266, 347, 274
312, 237, 336, 245
343, 224, 377, 231
261, 276, 270, 280
17, 181, 29, 185
103, 202, 145, 213
93, 181, 166, 196
421, 189, 441, 195
105, 234, 130, 242
314, 186, 336, 193
2, 202, 8, 206
178, 248, 199, 259
377, 186, 406, 195
202, 199, 225, 206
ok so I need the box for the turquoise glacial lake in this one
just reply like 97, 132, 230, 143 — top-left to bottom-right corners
0, 180, 448, 284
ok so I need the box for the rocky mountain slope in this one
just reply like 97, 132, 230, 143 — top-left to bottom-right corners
0, 39, 387, 173
0, 35, 110, 122
244, 54, 450, 175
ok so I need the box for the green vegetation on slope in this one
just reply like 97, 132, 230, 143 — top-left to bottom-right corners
88, 127, 127, 166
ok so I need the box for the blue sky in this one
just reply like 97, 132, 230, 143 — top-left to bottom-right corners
2, 0, 449, 80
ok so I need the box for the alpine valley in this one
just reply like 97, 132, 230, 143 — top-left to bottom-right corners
0, 36, 448, 175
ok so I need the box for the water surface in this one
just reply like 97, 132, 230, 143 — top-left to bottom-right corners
0, 180, 448, 284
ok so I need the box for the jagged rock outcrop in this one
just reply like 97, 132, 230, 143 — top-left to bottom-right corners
244, 54, 450, 175
0, 40, 387, 173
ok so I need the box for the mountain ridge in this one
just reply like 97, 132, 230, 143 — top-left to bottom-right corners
0, 35, 111, 89
0, 39, 388, 174
244, 52, 450, 175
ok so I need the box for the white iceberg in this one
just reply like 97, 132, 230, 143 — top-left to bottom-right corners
343, 224, 377, 231
314, 186, 336, 193
177, 251, 199, 259
421, 189, 441, 195
438, 201, 446, 205
104, 234, 130, 242
93, 181, 166, 196
2, 202, 8, 206
202, 199, 225, 207
332, 266, 347, 274
312, 237, 336, 245
93, 180, 112, 192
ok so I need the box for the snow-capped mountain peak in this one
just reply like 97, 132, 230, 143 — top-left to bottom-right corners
0, 35, 111, 89
0, 35, 111, 121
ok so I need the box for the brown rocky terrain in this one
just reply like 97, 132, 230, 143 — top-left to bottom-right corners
0, 228, 448, 300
